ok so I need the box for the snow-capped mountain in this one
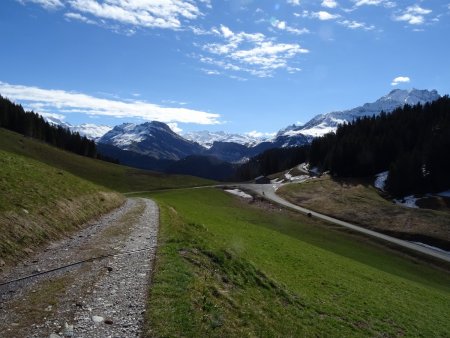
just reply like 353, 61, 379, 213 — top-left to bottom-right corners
44, 115, 72, 129
42, 115, 111, 140
70, 124, 113, 140
182, 130, 269, 148
98, 121, 204, 160
279, 89, 441, 139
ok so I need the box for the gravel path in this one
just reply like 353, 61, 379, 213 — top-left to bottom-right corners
0, 198, 158, 338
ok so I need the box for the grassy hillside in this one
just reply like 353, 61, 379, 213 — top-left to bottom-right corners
142, 188, 450, 337
278, 176, 450, 249
0, 128, 214, 192
0, 149, 124, 262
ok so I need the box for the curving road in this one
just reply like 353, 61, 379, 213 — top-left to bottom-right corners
238, 183, 450, 264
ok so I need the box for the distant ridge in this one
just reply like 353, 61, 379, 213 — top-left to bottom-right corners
278, 88, 441, 140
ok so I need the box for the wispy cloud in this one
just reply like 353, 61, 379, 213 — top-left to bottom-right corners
394, 5, 432, 25
353, 0, 395, 8
301, 10, 341, 21
0, 81, 220, 125
286, 0, 300, 6
339, 19, 375, 30
391, 76, 410, 86
19, 0, 209, 30
271, 19, 310, 35
18, 0, 63, 9
64, 12, 97, 25
200, 25, 308, 78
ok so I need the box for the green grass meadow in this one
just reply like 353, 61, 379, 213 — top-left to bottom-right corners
1, 127, 450, 337
143, 188, 450, 337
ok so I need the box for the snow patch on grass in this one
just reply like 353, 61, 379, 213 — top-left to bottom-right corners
225, 189, 253, 199
374, 171, 388, 191
437, 190, 450, 198
394, 195, 418, 208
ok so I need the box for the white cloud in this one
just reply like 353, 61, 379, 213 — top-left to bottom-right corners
245, 130, 276, 138
394, 5, 432, 25
285, 26, 310, 35
201, 25, 308, 78
339, 19, 375, 30
287, 0, 301, 6
22, 0, 209, 30
64, 12, 97, 24
40, 112, 66, 121
271, 19, 310, 35
167, 122, 182, 133
354, 0, 383, 6
391, 76, 410, 86
353, 0, 396, 8
220, 25, 234, 38
322, 0, 338, 9
201, 68, 221, 75
0, 81, 220, 125
309, 11, 340, 21
18, 0, 63, 9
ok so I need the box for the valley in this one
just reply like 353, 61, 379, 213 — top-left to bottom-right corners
3, 2, 450, 336
1, 90, 449, 337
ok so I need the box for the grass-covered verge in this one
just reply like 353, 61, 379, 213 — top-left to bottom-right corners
143, 188, 450, 337
0, 128, 214, 192
0, 150, 124, 262
278, 176, 450, 249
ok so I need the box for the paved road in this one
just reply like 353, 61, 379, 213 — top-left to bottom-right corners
238, 183, 450, 264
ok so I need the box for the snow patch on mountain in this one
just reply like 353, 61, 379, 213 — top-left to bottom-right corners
183, 130, 269, 148
70, 124, 112, 140
100, 123, 149, 148
41, 114, 111, 140
374, 171, 389, 191
98, 121, 205, 160
279, 89, 441, 139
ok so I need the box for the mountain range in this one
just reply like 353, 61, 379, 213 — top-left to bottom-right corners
42, 88, 441, 179
44, 115, 112, 141
278, 88, 440, 139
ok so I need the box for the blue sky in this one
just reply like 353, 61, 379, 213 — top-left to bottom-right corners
0, 0, 449, 136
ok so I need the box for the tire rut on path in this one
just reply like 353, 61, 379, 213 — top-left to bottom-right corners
0, 197, 159, 338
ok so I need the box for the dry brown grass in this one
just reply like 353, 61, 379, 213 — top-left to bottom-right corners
0, 192, 124, 263
278, 176, 450, 249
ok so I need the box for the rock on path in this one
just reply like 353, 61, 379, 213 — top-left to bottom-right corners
0, 198, 159, 338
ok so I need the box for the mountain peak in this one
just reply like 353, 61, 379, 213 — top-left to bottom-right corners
381, 88, 440, 105
98, 120, 204, 160
280, 88, 441, 139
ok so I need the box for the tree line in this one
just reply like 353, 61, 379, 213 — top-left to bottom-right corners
309, 96, 450, 196
0, 95, 118, 163
235, 146, 309, 181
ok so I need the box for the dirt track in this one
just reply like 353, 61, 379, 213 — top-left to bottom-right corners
0, 198, 158, 338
